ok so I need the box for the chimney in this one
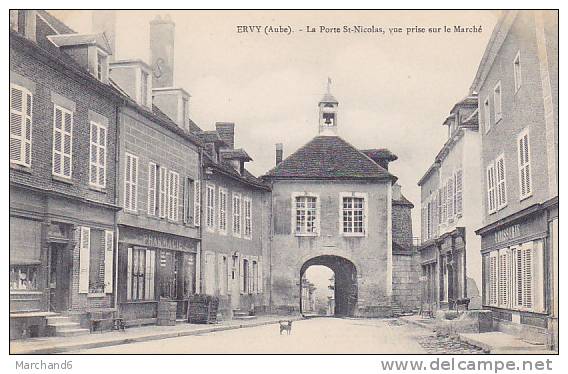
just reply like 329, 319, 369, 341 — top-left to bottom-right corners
10, 10, 37, 41
215, 122, 235, 149
392, 183, 402, 200
91, 10, 116, 61
150, 15, 175, 88
275, 143, 283, 166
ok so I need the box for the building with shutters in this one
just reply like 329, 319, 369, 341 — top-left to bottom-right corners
416, 95, 483, 312
106, 16, 204, 325
471, 11, 558, 349
192, 122, 271, 318
9, 10, 124, 339
263, 86, 418, 317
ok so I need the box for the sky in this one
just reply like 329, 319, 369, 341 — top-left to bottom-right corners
51, 10, 497, 239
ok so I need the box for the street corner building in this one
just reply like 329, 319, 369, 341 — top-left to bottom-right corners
262, 88, 419, 318
472, 11, 558, 349
417, 94, 483, 314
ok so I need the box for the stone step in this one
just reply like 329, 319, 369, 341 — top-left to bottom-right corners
233, 315, 256, 320
47, 321, 80, 328
46, 315, 68, 324
55, 328, 90, 337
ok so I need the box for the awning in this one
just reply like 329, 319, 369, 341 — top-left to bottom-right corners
10, 218, 42, 265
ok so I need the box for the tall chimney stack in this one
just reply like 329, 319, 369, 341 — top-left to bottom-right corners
92, 10, 116, 61
216, 122, 235, 150
150, 15, 175, 88
275, 143, 283, 166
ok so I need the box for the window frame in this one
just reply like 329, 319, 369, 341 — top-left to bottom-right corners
339, 192, 368, 237
513, 51, 522, 93
292, 192, 320, 237
126, 246, 156, 301
493, 81, 502, 124
9, 83, 33, 168
52, 104, 74, 179
88, 121, 107, 188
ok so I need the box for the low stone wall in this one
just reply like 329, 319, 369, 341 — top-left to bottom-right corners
392, 252, 420, 312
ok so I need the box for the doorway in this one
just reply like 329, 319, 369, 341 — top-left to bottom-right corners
49, 243, 71, 312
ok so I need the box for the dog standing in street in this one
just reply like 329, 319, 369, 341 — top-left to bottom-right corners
279, 320, 292, 335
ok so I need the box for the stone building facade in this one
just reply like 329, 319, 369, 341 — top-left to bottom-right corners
471, 10, 558, 349
263, 89, 418, 317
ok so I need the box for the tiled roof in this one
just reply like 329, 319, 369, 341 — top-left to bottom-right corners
393, 193, 414, 208
203, 153, 270, 190
264, 136, 395, 180
38, 10, 76, 34
220, 148, 252, 161
197, 131, 225, 145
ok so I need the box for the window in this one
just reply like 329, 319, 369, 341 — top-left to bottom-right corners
127, 247, 155, 300
206, 183, 215, 230
89, 122, 107, 188
232, 193, 242, 237
167, 170, 180, 221
342, 196, 365, 236
486, 163, 497, 214
517, 129, 532, 200
218, 188, 228, 234
295, 195, 318, 235
158, 166, 167, 218
252, 260, 259, 293
10, 84, 32, 167
124, 153, 138, 212
78, 227, 113, 294
241, 258, 249, 294
147, 163, 157, 216
437, 189, 443, 226
495, 155, 507, 209
513, 51, 522, 92
52, 105, 73, 178
244, 197, 252, 239
483, 97, 491, 133
194, 180, 201, 227
96, 53, 106, 81
159, 250, 180, 299
455, 169, 463, 215
183, 177, 194, 225
493, 81, 502, 123
512, 244, 537, 310
10, 265, 38, 290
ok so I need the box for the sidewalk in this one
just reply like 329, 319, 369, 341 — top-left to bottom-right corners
399, 315, 556, 354
10, 315, 303, 354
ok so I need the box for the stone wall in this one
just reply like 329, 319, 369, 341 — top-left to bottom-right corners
392, 252, 421, 312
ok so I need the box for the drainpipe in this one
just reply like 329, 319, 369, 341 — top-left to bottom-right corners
268, 180, 274, 312
113, 103, 124, 312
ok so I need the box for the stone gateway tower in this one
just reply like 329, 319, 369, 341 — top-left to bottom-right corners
263, 88, 419, 317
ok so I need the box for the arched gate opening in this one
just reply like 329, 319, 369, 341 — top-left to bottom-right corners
300, 255, 358, 317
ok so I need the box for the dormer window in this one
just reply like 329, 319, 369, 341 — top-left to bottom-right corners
109, 60, 152, 109
97, 53, 106, 81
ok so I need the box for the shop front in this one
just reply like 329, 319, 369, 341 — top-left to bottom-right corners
117, 226, 199, 326
477, 202, 554, 345
418, 241, 438, 312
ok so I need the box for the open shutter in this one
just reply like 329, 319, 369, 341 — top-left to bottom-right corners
239, 257, 245, 294
498, 249, 510, 308
496, 156, 507, 208
522, 244, 533, 309
148, 163, 157, 215
183, 177, 189, 224
104, 230, 114, 294
79, 226, 91, 293
194, 180, 201, 226
195, 248, 201, 294
532, 240, 545, 313
158, 167, 167, 218
455, 169, 463, 214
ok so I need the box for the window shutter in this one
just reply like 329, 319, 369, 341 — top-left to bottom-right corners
194, 180, 201, 226
532, 240, 545, 313
147, 250, 155, 299
447, 178, 454, 219
489, 253, 497, 306
522, 244, 533, 309
227, 257, 232, 295
104, 230, 114, 293
148, 163, 157, 215
496, 156, 507, 208
217, 254, 224, 295
455, 169, 463, 214
239, 257, 245, 294
79, 227, 90, 293
183, 177, 189, 223
127, 247, 133, 300
62, 111, 73, 177
486, 164, 496, 213
498, 249, 510, 308
173, 172, 179, 221
248, 259, 253, 294
10, 85, 32, 166
195, 249, 201, 294
518, 131, 532, 198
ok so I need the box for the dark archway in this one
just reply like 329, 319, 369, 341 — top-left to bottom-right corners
300, 255, 358, 317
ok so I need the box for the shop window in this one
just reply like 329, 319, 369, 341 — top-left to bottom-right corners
126, 247, 155, 301
88, 229, 106, 294
10, 265, 38, 290
159, 250, 179, 299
